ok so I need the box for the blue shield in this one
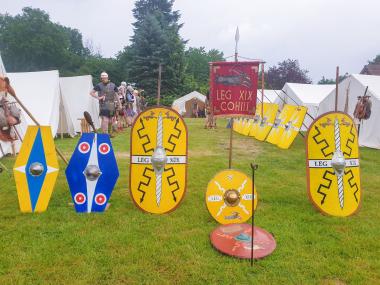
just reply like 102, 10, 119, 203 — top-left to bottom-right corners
65, 133, 119, 213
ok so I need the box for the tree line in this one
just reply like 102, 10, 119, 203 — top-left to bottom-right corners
1, 2, 378, 105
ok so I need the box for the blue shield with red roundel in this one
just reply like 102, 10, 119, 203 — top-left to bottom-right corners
65, 133, 119, 213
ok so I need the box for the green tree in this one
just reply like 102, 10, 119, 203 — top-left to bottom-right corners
368, 54, 380, 64
266, 59, 312, 89
318, 73, 349, 85
0, 7, 88, 74
119, 0, 186, 105
183, 47, 224, 94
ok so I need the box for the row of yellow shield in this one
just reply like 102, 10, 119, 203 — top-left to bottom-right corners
233, 103, 307, 149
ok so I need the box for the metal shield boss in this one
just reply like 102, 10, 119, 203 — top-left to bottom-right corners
306, 112, 361, 217
206, 169, 257, 224
254, 103, 279, 141
130, 107, 188, 214
13, 126, 59, 213
65, 133, 119, 213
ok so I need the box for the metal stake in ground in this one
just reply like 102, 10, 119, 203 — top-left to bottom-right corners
250, 163, 258, 267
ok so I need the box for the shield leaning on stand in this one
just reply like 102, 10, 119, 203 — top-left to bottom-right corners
206, 169, 257, 224
306, 112, 361, 217
13, 126, 59, 213
130, 107, 188, 214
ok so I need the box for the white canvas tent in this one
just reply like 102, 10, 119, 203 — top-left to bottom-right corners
257, 89, 282, 103
172, 91, 206, 117
318, 74, 380, 149
0, 54, 28, 159
276, 83, 335, 131
8, 70, 76, 138
59, 75, 100, 133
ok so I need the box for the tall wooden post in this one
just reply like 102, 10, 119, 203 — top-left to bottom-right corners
261, 63, 265, 118
335, 66, 339, 112
157, 63, 162, 106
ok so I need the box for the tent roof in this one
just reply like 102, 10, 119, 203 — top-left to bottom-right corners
172, 91, 206, 106
351, 74, 380, 100
59, 75, 99, 132
8, 70, 66, 137
283, 83, 335, 105
258, 89, 282, 103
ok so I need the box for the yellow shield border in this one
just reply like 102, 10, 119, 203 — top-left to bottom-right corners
305, 111, 362, 217
129, 106, 188, 214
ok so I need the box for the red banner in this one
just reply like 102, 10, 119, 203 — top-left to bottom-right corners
209, 61, 260, 117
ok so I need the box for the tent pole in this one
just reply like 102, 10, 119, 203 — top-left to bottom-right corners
60, 104, 63, 140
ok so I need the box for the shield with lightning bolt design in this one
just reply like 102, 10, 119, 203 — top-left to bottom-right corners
65, 133, 119, 213
13, 126, 59, 213
254, 103, 279, 141
306, 112, 361, 217
206, 169, 257, 224
130, 107, 188, 214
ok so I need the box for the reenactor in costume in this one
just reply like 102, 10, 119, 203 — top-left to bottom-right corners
90, 72, 121, 135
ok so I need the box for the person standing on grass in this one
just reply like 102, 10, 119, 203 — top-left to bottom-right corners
90, 72, 121, 135
117, 81, 128, 129
204, 91, 216, 129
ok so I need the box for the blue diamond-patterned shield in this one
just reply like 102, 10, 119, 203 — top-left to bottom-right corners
65, 133, 119, 213
13, 126, 59, 213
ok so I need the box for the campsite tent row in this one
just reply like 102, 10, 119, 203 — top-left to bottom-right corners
1, 69, 100, 158
175, 75, 380, 149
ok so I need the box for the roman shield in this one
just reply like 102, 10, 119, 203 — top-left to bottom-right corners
248, 103, 262, 138
13, 126, 59, 213
266, 104, 295, 145
65, 133, 119, 213
306, 112, 361, 217
241, 118, 252, 136
255, 103, 279, 141
206, 169, 257, 224
210, 223, 276, 259
130, 107, 188, 214
277, 105, 307, 149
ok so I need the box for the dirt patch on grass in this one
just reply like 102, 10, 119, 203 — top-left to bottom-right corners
115, 152, 130, 159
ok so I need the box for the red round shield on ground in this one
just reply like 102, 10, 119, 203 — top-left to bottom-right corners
210, 223, 276, 259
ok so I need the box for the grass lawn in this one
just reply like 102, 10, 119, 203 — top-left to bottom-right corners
0, 118, 379, 284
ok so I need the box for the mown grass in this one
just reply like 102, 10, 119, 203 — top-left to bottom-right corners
0, 118, 379, 285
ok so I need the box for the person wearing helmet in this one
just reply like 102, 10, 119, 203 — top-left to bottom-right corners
90, 72, 121, 134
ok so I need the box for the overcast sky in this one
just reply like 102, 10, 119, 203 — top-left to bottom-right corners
2, 0, 380, 82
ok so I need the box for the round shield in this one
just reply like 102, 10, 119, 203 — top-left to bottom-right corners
206, 169, 257, 224
210, 223, 276, 259
306, 112, 361, 217
130, 107, 188, 214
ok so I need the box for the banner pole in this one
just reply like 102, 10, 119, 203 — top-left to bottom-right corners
228, 118, 233, 169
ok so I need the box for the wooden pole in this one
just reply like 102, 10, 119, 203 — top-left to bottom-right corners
228, 119, 233, 169
261, 63, 265, 118
335, 66, 339, 112
157, 63, 162, 106
11, 93, 68, 165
